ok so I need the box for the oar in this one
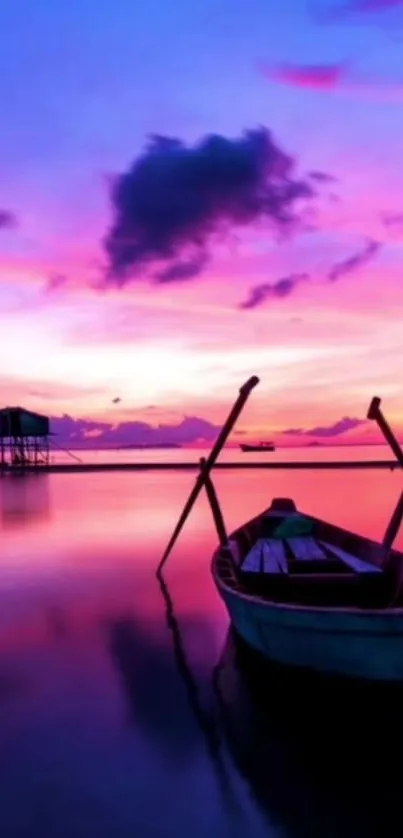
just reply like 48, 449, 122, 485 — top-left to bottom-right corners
157, 375, 259, 575
367, 397, 403, 552
367, 397, 403, 467
200, 457, 228, 546
383, 491, 403, 550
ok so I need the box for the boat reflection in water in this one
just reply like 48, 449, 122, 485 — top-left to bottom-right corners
213, 629, 403, 838
157, 558, 403, 837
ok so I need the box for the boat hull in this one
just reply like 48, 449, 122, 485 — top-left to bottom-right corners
215, 576, 403, 682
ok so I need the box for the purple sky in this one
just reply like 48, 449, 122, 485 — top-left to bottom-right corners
1, 0, 403, 446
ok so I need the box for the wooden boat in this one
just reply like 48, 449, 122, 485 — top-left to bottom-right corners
212, 496, 403, 682
240, 441, 275, 452
159, 379, 403, 683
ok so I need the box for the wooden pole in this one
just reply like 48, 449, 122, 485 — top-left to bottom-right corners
200, 457, 228, 546
367, 397, 403, 467
367, 396, 403, 550
157, 375, 259, 575
383, 491, 403, 550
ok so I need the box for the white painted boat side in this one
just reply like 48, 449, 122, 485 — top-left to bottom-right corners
213, 569, 403, 681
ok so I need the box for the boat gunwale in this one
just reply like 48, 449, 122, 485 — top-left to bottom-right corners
211, 552, 403, 619
211, 505, 403, 619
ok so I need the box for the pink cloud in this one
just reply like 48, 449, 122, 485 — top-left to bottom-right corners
45, 273, 69, 294
382, 212, 403, 230
260, 62, 403, 100
261, 63, 347, 91
338, 0, 403, 11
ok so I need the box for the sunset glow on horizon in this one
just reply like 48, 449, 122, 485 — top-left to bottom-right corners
1, 0, 403, 448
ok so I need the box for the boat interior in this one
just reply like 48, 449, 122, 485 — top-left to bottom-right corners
216, 498, 403, 608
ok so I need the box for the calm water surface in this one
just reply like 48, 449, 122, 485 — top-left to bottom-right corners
0, 462, 402, 837
53, 443, 393, 465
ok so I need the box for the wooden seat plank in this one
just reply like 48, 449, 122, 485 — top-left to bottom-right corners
241, 538, 287, 574
241, 541, 263, 573
287, 536, 327, 561
319, 541, 382, 574
262, 538, 287, 574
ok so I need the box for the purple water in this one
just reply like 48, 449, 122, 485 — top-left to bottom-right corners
0, 463, 402, 837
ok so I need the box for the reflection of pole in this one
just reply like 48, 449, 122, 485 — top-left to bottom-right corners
157, 571, 243, 819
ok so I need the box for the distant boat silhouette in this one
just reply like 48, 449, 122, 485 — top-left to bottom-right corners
240, 441, 275, 452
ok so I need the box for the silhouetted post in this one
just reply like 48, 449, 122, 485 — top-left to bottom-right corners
383, 491, 403, 549
367, 397, 403, 551
200, 457, 228, 546
367, 397, 403, 467
157, 375, 259, 574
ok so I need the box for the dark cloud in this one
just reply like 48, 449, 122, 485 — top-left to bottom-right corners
283, 417, 365, 438
239, 273, 308, 310
0, 210, 17, 230
327, 239, 380, 282
154, 252, 208, 283
103, 128, 314, 284
308, 170, 338, 183
234, 236, 379, 311
50, 413, 221, 448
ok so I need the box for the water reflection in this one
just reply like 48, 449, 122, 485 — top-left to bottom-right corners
214, 629, 403, 838
46, 605, 70, 639
0, 466, 401, 837
107, 613, 202, 755
0, 474, 51, 530
0, 665, 25, 702
156, 571, 246, 822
